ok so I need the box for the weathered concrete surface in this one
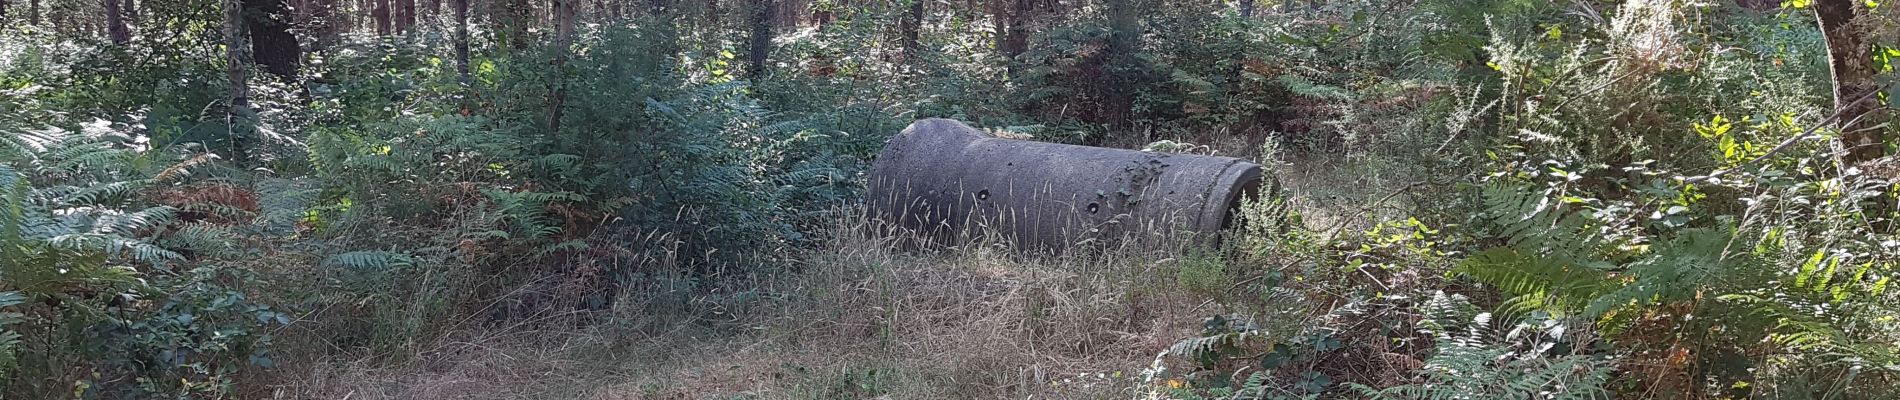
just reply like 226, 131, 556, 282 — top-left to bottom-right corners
867, 118, 1264, 248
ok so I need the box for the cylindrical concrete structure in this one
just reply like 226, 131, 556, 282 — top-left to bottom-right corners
867, 118, 1264, 249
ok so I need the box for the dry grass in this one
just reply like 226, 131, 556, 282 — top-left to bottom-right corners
266, 145, 1431, 400
276, 214, 1216, 400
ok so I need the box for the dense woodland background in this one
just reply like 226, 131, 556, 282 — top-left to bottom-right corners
2, 0, 1900, 398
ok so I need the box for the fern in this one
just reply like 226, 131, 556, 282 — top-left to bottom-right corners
323, 251, 415, 269
482, 189, 576, 241
1359, 295, 1613, 400
1457, 248, 1611, 315
1276, 74, 1354, 101
158, 223, 239, 258
1459, 183, 1745, 319
0, 291, 21, 380
1168, 327, 1267, 367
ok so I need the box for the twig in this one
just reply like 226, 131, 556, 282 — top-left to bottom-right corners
1319, 179, 1434, 243
1682, 86, 1889, 184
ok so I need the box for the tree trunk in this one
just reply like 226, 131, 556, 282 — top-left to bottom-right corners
374, 0, 391, 34
246, 0, 301, 78
546, 0, 575, 132
813, 0, 831, 29
308, 0, 340, 48
899, 0, 922, 60
1107, 0, 1137, 56
1103, 0, 1139, 130
105, 0, 131, 44
747, 0, 773, 78
499, 0, 534, 49
647, 0, 681, 56
774, 0, 797, 27
1001, 0, 1031, 59
454, 0, 469, 83
125, 0, 139, 27
1814, 0, 1887, 165
396, 0, 413, 32
989, 0, 1005, 56
29, 0, 38, 25
1240, 0, 1254, 18
224, 0, 254, 166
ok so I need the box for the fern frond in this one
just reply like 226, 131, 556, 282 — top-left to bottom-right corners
88, 206, 178, 235
323, 251, 414, 269
57, 179, 153, 207
158, 223, 238, 258
45, 141, 134, 172
1456, 248, 1612, 316
153, 152, 220, 183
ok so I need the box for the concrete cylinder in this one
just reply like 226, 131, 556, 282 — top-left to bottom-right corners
867, 118, 1264, 249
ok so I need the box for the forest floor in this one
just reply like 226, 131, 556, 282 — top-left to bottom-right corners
276, 153, 1406, 400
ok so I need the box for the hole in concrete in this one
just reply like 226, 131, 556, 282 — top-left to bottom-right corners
1087, 202, 1100, 214
976, 189, 990, 200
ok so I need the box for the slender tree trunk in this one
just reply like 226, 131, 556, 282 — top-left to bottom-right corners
454, 0, 469, 83
1240, 0, 1254, 18
989, 0, 1006, 56
812, 0, 831, 29
774, 0, 797, 27
1107, 0, 1137, 55
29, 0, 38, 25
499, 0, 534, 49
374, 0, 391, 34
225, 0, 254, 166
1, 0, 8, 24
645, 0, 681, 63
1002, 0, 1030, 59
105, 0, 131, 44
396, 0, 413, 32
747, 0, 773, 78
246, 0, 301, 78
899, 0, 923, 60
308, 0, 339, 48
546, 0, 575, 132
1103, 0, 1139, 130
1814, 0, 1887, 165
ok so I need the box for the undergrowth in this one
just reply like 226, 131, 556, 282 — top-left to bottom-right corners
3, 0, 1899, 399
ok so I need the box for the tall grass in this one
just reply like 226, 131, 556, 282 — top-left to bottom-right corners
276, 205, 1254, 399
